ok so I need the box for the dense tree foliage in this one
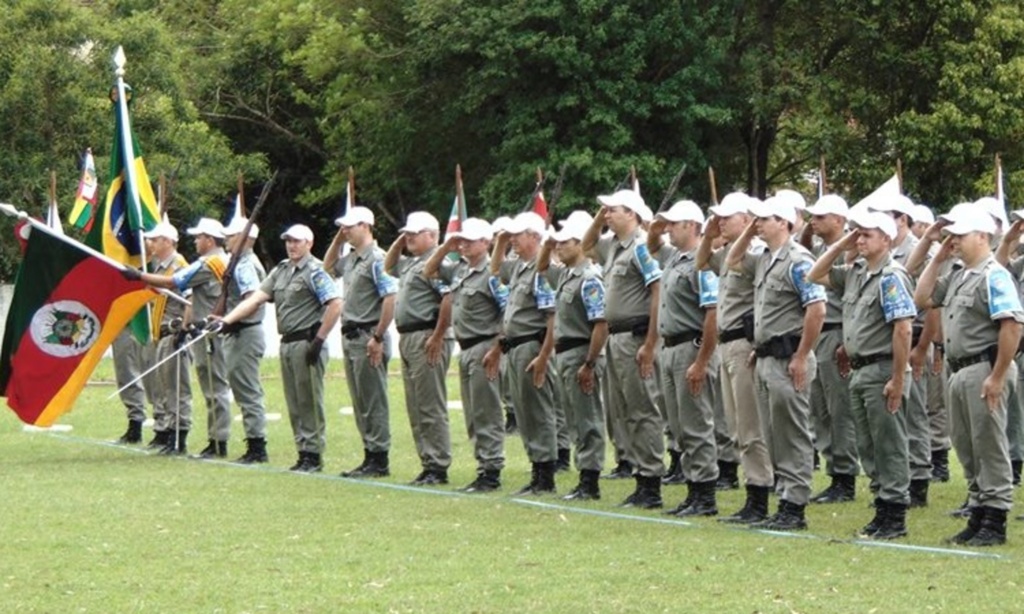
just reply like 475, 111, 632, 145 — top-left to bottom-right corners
3, 0, 1024, 279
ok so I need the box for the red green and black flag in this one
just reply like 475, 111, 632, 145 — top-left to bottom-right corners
0, 228, 155, 426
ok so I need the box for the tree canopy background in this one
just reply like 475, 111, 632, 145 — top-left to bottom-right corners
2, 0, 1024, 279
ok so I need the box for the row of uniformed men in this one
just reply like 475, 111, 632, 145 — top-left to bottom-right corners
111, 185, 1023, 547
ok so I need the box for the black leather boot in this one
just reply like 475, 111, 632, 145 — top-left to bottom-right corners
192, 439, 227, 459
715, 461, 740, 491
556, 448, 572, 473
461, 469, 502, 493
299, 452, 323, 473
341, 449, 371, 477
664, 482, 695, 515
930, 448, 950, 482
752, 499, 807, 531
289, 452, 310, 472
872, 501, 908, 540
236, 438, 268, 464
116, 420, 143, 444
662, 450, 685, 485
858, 498, 886, 538
967, 507, 1008, 546
515, 463, 542, 496
810, 473, 856, 504
563, 469, 601, 501
158, 430, 188, 456
146, 429, 169, 450
719, 485, 770, 524
909, 478, 929, 508
673, 480, 718, 517
623, 475, 662, 509
947, 506, 984, 545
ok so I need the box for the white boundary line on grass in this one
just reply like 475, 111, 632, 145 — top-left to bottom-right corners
44, 432, 1004, 561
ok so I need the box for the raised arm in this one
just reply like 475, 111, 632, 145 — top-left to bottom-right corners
725, 221, 757, 271
808, 230, 858, 287
581, 208, 607, 260
382, 235, 407, 275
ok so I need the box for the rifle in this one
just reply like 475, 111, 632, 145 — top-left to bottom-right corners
708, 166, 719, 206
211, 170, 277, 317
546, 163, 569, 218
656, 163, 688, 213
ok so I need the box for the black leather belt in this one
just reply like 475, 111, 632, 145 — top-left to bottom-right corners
458, 334, 496, 351
608, 316, 649, 336
663, 330, 702, 348
821, 322, 842, 333
281, 324, 319, 344
849, 353, 892, 370
718, 328, 746, 344
221, 321, 260, 336
397, 320, 438, 334
341, 321, 378, 340
948, 347, 997, 374
500, 330, 546, 354
754, 335, 802, 360
555, 337, 590, 353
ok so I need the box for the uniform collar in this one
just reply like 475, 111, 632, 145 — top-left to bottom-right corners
353, 241, 377, 260
614, 228, 643, 249
290, 253, 313, 271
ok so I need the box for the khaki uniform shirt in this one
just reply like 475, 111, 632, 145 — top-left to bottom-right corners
262, 254, 340, 334
741, 238, 826, 344
708, 240, 764, 333
443, 257, 508, 340
656, 245, 717, 336
393, 247, 450, 327
171, 247, 228, 320
595, 228, 661, 325
932, 255, 1024, 359
334, 243, 398, 325
546, 261, 607, 341
500, 258, 555, 337
829, 254, 917, 357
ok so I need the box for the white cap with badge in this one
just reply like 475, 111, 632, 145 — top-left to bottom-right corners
280, 224, 314, 242
334, 206, 374, 228
399, 211, 440, 234
186, 217, 225, 239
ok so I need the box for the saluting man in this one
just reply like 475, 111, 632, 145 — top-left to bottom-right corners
727, 195, 826, 531
809, 211, 916, 539
538, 211, 609, 501
425, 218, 509, 492
325, 206, 399, 478
648, 201, 722, 517
916, 208, 1024, 547
384, 211, 455, 486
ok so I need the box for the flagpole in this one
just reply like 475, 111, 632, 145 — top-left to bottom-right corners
112, 46, 150, 275
0, 202, 189, 306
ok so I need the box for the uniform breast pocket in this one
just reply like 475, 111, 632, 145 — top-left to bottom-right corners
763, 277, 788, 295
559, 288, 575, 305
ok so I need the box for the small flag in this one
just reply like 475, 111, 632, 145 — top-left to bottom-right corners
849, 173, 901, 217
0, 229, 156, 426
532, 190, 548, 220
69, 149, 99, 231
47, 198, 64, 235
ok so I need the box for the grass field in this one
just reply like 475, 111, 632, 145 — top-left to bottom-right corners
1, 357, 1021, 613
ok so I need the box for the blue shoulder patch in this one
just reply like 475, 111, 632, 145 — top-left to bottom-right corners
310, 267, 340, 304
697, 270, 719, 308
633, 243, 662, 285
790, 260, 827, 306
988, 266, 1023, 318
170, 259, 205, 292
581, 277, 607, 321
879, 272, 917, 322
371, 259, 399, 296
535, 273, 556, 310
488, 276, 510, 311
234, 259, 260, 296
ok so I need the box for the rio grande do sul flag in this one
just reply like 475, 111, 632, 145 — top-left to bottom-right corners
0, 227, 155, 426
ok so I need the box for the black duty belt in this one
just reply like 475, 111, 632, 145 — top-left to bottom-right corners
341, 321, 378, 340
281, 324, 319, 344
500, 330, 546, 354
821, 322, 842, 333
948, 347, 997, 374
221, 321, 260, 336
608, 316, 650, 337
555, 337, 590, 353
396, 320, 438, 335
849, 353, 892, 371
754, 335, 802, 360
718, 328, 746, 344
458, 334, 497, 352
663, 330, 702, 349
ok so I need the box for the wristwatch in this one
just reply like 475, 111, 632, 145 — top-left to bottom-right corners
583, 359, 596, 370
372, 331, 384, 343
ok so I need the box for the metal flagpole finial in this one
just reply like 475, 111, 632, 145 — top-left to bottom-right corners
113, 46, 126, 77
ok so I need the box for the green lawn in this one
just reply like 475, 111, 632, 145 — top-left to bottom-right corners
0, 358, 1019, 612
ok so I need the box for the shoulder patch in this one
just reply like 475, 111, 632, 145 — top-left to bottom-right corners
633, 243, 662, 285
988, 266, 1023, 318
698, 270, 719, 308
371, 259, 399, 296
879, 272, 917, 322
790, 259, 826, 306
581, 277, 607, 321
534, 273, 556, 310
489, 275, 510, 311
